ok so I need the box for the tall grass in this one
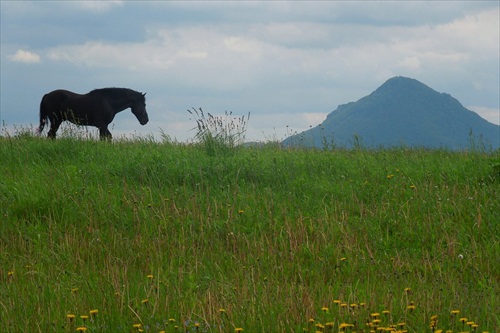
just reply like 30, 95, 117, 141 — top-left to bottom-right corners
0, 132, 499, 332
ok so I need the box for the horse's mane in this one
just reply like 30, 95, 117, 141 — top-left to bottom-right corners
89, 87, 142, 99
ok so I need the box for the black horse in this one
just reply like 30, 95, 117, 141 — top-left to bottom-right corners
38, 87, 149, 140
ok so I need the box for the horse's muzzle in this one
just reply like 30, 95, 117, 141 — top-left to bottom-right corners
140, 117, 149, 125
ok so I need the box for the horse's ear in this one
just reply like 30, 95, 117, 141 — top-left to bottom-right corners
143, 92, 146, 97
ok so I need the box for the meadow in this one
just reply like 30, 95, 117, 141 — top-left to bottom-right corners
0, 127, 499, 332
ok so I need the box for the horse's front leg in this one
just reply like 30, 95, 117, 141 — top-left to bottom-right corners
99, 127, 112, 141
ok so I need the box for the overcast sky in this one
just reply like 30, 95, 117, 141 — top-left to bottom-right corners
1, 1, 498, 142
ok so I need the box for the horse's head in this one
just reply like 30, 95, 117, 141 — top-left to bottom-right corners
131, 92, 149, 125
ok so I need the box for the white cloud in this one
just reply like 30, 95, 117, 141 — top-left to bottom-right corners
10, 49, 41, 63
71, 1, 123, 13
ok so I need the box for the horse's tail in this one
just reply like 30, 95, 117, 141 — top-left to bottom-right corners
37, 94, 48, 134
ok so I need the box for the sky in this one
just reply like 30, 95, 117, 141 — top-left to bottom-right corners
1, 1, 499, 142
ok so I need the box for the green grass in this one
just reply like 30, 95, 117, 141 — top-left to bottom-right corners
0, 134, 499, 332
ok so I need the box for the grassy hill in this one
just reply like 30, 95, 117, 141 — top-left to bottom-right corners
1, 135, 499, 332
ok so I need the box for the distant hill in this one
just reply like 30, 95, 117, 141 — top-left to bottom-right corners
283, 76, 500, 150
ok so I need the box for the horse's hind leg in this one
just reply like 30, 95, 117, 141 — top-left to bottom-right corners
99, 127, 112, 141
48, 119, 61, 139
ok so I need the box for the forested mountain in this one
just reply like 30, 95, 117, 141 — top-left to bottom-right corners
283, 76, 499, 150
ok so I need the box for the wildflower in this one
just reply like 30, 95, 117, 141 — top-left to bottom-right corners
404, 287, 412, 293
76, 327, 87, 331
451, 310, 460, 315
235, 328, 243, 332
315, 323, 325, 329
308, 318, 315, 323
89, 309, 98, 317
407, 304, 416, 311
141, 298, 149, 304
340, 257, 347, 261
371, 313, 380, 318
459, 318, 467, 323
133, 323, 142, 329
326, 322, 334, 327
168, 318, 175, 323
410, 185, 416, 189
147, 274, 154, 279
339, 323, 350, 329
321, 307, 329, 312
333, 300, 341, 305
238, 209, 244, 214
350, 303, 358, 309
71, 288, 79, 294
219, 308, 226, 313
382, 310, 390, 315
67, 314, 76, 321
359, 302, 366, 308
387, 174, 394, 179
80, 315, 88, 322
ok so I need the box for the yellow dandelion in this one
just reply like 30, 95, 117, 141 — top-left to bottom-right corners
359, 302, 366, 307
459, 317, 467, 323
340, 257, 347, 261
321, 307, 329, 312
80, 315, 88, 322
326, 322, 334, 327
235, 328, 243, 332
71, 288, 79, 293
76, 327, 87, 332
451, 310, 460, 315
66, 314, 76, 321
141, 298, 148, 304
238, 209, 244, 214
407, 305, 416, 311
333, 300, 341, 305
308, 318, 315, 323
89, 309, 98, 316
315, 323, 325, 329
382, 310, 390, 315
168, 318, 175, 323
133, 323, 142, 328
219, 308, 226, 313
147, 274, 154, 279
387, 174, 394, 179
371, 313, 381, 318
